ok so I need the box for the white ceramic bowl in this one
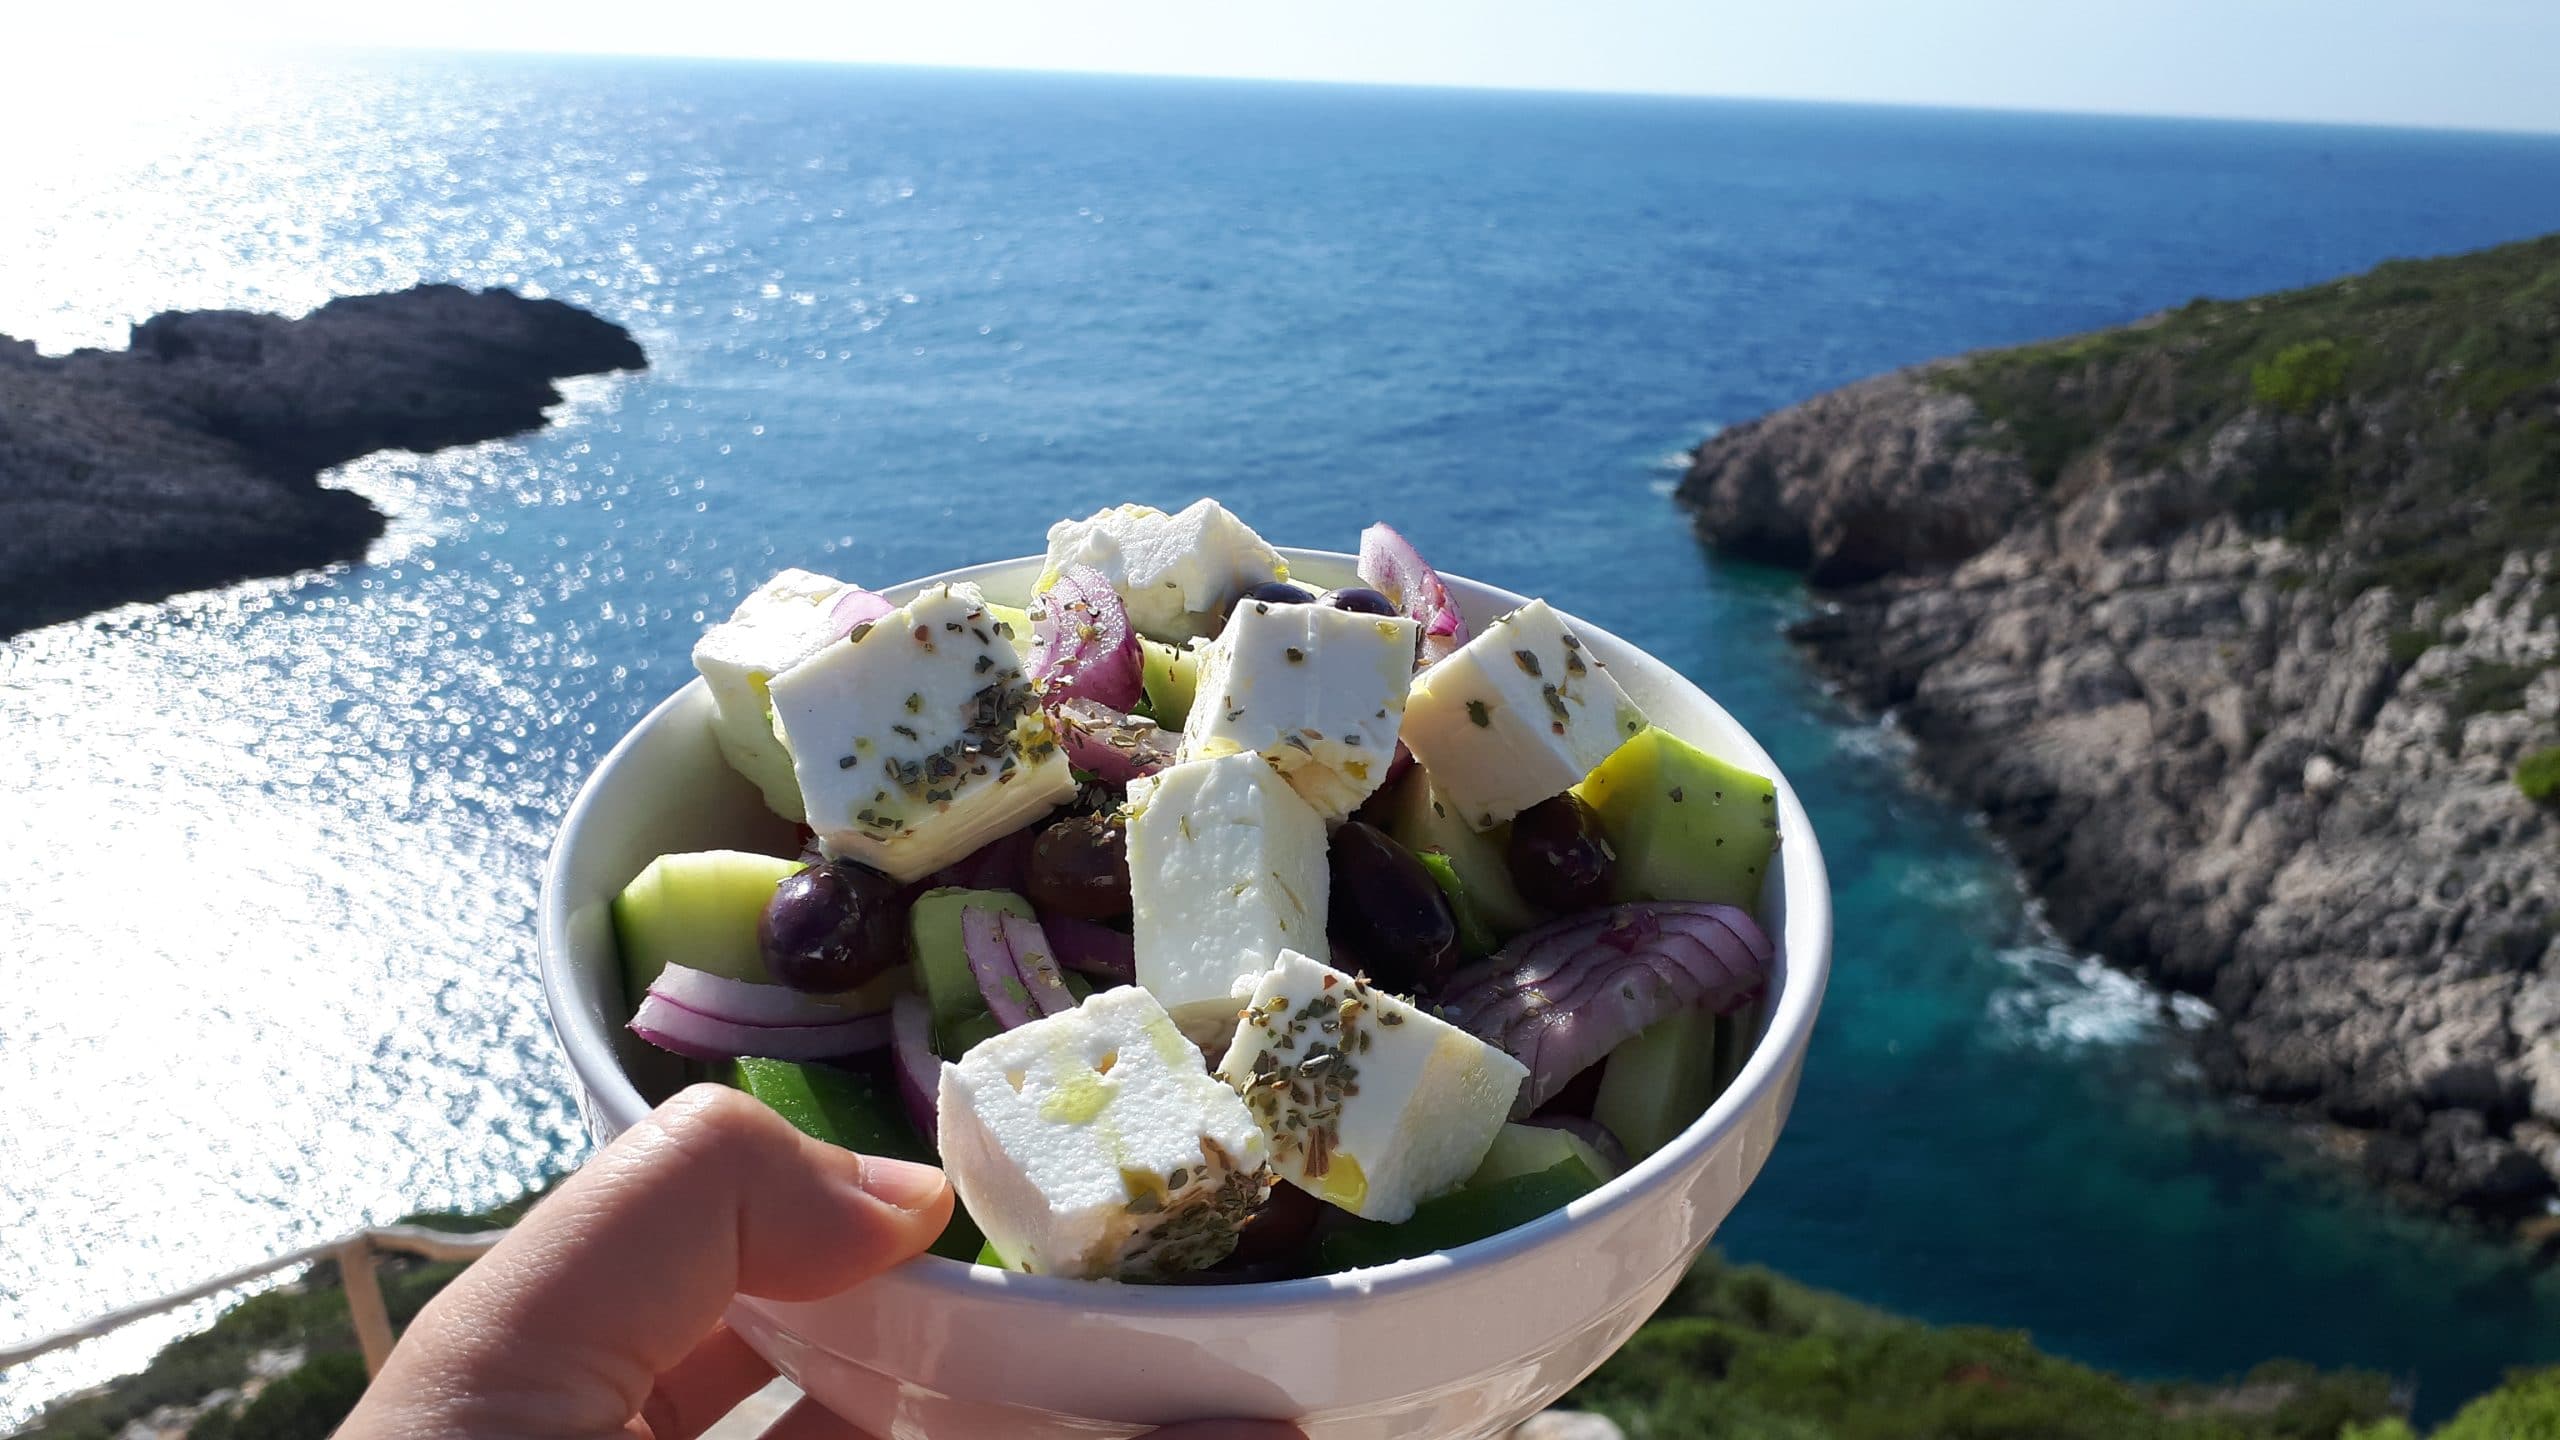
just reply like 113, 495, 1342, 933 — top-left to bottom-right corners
539, 549, 1832, 1440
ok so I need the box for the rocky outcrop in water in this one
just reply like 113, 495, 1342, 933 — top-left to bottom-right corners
0, 285, 645, 637
1682, 236, 2560, 1228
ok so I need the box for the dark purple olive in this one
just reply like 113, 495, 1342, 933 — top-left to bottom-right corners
758, 860, 905, 992
1506, 793, 1616, 911
1240, 581, 1317, 609
1325, 586, 1399, 616
1328, 821, 1460, 995
1217, 1180, 1321, 1272
1025, 813, 1132, 920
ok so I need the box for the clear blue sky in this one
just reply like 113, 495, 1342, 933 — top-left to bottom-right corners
29, 0, 2560, 135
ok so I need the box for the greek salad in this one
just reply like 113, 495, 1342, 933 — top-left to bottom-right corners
615, 500, 1779, 1282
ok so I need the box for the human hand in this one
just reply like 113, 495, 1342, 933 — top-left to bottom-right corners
338, 1084, 1296, 1440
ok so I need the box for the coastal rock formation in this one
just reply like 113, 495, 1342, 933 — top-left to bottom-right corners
1682, 236, 2560, 1225
0, 285, 645, 636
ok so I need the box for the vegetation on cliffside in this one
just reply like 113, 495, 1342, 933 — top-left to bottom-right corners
1938, 232, 2560, 606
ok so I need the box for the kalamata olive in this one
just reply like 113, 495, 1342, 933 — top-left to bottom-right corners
1219, 1179, 1322, 1271
1328, 821, 1460, 994
758, 860, 905, 992
1324, 586, 1399, 616
1025, 813, 1132, 920
1506, 793, 1615, 911
1241, 580, 1317, 607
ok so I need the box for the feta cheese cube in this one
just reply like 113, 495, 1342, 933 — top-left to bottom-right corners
1040, 499, 1289, 640
1126, 752, 1329, 1044
1218, 950, 1528, 1223
1180, 599, 1418, 821
1398, 600, 1647, 830
937, 986, 1271, 1280
768, 582, 1074, 881
690, 568, 851, 820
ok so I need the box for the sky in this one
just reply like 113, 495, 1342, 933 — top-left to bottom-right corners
13, 0, 2560, 135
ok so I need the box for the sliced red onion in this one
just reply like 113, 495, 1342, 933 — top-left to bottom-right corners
1029, 564, 1144, 710
1040, 912, 1136, 985
829, 586, 895, 638
1357, 524, 1470, 665
960, 905, 1039, 1028
1050, 696, 1179, 783
1434, 902, 1772, 1118
1002, 910, 1076, 1016
892, 993, 941, 1144
628, 964, 894, 1062
1524, 1114, 1631, 1177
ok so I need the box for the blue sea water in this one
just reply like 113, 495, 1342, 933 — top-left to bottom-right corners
5, 54, 2560, 1423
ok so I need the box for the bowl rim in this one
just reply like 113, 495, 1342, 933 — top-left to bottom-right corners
539, 546, 1832, 1315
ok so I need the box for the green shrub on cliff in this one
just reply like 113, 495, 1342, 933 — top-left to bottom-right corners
2253, 339, 2350, 414
1940, 232, 2560, 605
2518, 746, 2560, 805
2429, 1367, 2560, 1439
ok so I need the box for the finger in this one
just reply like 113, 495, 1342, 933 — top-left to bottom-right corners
361, 1085, 952, 1438
758, 1397, 880, 1440
641, 1326, 774, 1440
1148, 1426, 1307, 1439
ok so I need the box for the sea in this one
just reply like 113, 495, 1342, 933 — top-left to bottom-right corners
4, 53, 2559, 1427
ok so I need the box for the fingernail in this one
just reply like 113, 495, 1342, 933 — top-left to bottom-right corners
857, 1155, 949, 1212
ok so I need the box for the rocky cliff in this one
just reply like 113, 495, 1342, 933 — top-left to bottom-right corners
0, 285, 645, 637
1681, 235, 2560, 1227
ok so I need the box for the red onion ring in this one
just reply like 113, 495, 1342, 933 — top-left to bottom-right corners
892, 993, 941, 1144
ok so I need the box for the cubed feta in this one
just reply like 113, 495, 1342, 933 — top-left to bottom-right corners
690, 568, 851, 820
1218, 950, 1528, 1222
1040, 499, 1289, 640
768, 582, 1074, 881
937, 986, 1271, 1280
1180, 600, 1418, 821
1398, 600, 1647, 830
1125, 752, 1329, 1044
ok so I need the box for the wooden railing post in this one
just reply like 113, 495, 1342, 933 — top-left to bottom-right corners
335, 1239, 398, 1377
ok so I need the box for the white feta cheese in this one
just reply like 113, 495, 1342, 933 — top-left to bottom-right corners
768, 582, 1074, 881
937, 986, 1271, 1280
1218, 950, 1528, 1223
1180, 600, 1418, 821
1398, 599, 1647, 831
690, 568, 852, 820
1040, 499, 1289, 640
1125, 752, 1329, 1044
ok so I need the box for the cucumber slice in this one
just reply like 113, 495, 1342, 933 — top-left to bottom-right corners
983, 602, 1034, 661
1140, 637, 1206, 727
1314, 1158, 1600, 1272
1373, 769, 1546, 944
612, 850, 801, 1006
1471, 1122, 1618, 1186
1591, 1009, 1721, 1162
910, 888, 1038, 1029
730, 1058, 983, 1260
1414, 851, 1501, 959
1573, 726, 1778, 911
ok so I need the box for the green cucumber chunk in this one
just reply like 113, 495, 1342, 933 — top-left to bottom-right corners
975, 1239, 1010, 1269
1573, 726, 1778, 911
983, 602, 1034, 660
1591, 1009, 1721, 1162
612, 850, 801, 1006
1414, 851, 1501, 960
1140, 637, 1206, 727
910, 888, 1039, 1030
730, 1058, 983, 1261
1471, 1122, 1619, 1186
1314, 1158, 1601, 1272
1373, 768, 1547, 944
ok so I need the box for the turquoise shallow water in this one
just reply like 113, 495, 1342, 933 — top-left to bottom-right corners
4, 54, 2560, 1423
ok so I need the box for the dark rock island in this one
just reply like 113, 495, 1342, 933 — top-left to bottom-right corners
1683, 234, 2560, 1230
0, 285, 645, 637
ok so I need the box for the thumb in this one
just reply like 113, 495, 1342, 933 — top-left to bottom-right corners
354, 1083, 950, 1437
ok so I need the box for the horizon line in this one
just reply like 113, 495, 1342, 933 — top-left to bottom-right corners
268, 42, 2560, 142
